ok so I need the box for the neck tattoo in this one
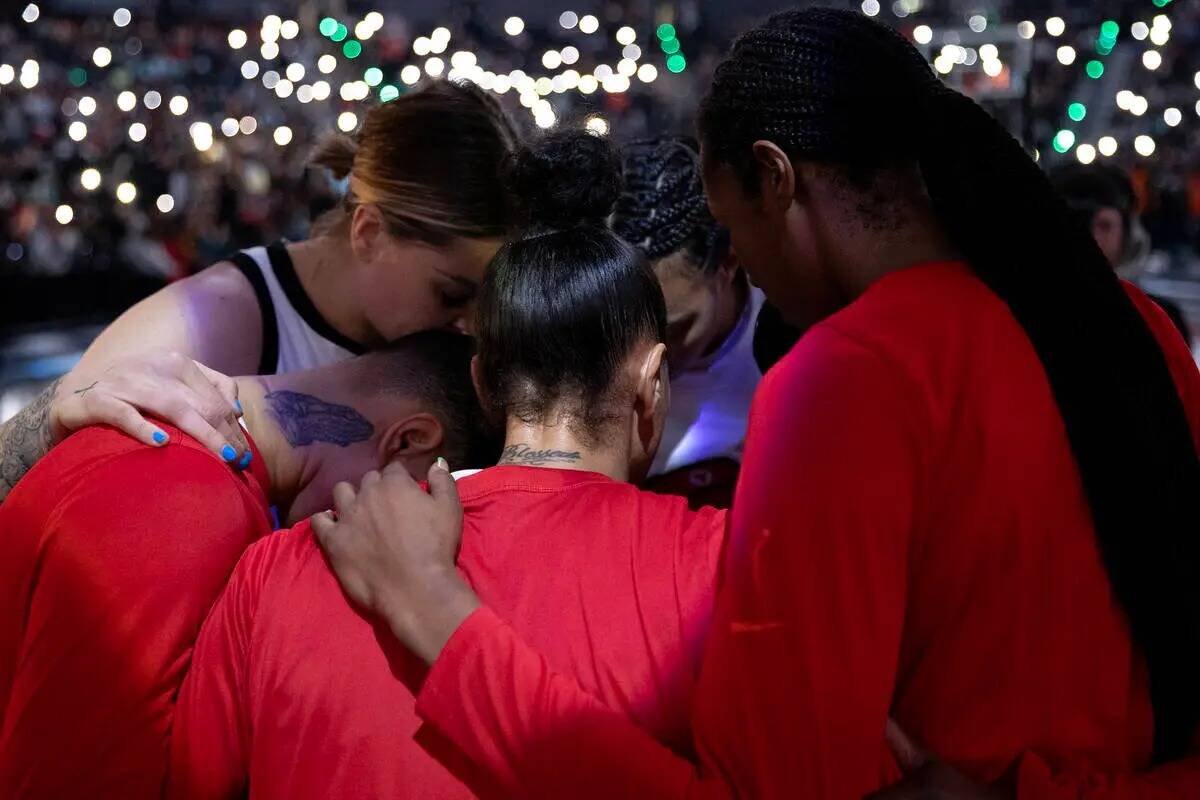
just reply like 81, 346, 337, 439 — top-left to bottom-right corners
499, 443, 583, 466
264, 390, 374, 447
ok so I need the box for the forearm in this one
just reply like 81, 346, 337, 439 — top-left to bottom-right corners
0, 379, 60, 503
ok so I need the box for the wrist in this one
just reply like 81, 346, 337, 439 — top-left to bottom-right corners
382, 567, 481, 665
45, 381, 70, 443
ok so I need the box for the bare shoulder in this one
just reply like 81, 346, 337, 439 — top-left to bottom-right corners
76, 261, 266, 376
178, 261, 259, 307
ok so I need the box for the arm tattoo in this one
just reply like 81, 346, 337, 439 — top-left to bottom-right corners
0, 378, 62, 504
264, 390, 374, 448
73, 381, 99, 397
498, 443, 583, 466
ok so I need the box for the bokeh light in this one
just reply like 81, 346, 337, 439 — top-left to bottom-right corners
116, 182, 137, 204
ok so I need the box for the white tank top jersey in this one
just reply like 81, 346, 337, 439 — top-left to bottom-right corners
227, 242, 364, 375
649, 285, 767, 477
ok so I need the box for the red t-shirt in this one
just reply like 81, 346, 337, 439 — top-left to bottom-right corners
406, 263, 1200, 798
167, 465, 726, 799
0, 423, 272, 799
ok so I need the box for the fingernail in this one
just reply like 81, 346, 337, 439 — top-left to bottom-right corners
436, 457, 449, 472
152, 430, 168, 445
221, 444, 237, 462
238, 450, 253, 470
234, 399, 244, 416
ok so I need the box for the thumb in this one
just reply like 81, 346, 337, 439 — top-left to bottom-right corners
886, 719, 931, 773
311, 510, 338, 548
194, 361, 242, 415
427, 458, 463, 515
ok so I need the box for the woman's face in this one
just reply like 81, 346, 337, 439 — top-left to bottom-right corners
701, 147, 833, 331
653, 250, 739, 374
356, 233, 502, 342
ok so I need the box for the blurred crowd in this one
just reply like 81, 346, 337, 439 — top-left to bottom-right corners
1, 0, 1200, 333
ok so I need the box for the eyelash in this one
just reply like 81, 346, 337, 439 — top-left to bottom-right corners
440, 289, 474, 309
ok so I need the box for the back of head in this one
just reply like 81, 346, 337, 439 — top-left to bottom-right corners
353, 330, 500, 468
309, 80, 521, 244
476, 129, 667, 442
1050, 162, 1137, 234
612, 137, 728, 271
1050, 163, 1136, 218
699, 6, 1200, 760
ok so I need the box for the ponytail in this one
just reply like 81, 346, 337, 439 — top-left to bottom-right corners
919, 88, 1200, 762
309, 132, 358, 181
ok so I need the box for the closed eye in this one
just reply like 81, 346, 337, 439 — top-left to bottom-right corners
440, 286, 476, 309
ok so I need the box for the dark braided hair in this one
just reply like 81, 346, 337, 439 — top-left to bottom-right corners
612, 137, 729, 272
699, 7, 1200, 761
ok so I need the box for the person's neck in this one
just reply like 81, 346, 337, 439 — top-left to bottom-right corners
233, 374, 320, 510
832, 205, 963, 302
497, 417, 630, 482
287, 236, 375, 346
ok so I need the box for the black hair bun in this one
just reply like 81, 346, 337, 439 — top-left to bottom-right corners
506, 129, 621, 230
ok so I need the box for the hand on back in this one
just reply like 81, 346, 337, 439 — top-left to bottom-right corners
312, 459, 481, 664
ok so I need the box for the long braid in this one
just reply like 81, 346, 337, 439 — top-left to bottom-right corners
700, 7, 1200, 761
612, 138, 726, 270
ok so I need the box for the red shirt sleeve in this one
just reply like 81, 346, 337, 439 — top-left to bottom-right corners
415, 606, 728, 800
691, 324, 918, 797
167, 538, 271, 799
0, 445, 269, 799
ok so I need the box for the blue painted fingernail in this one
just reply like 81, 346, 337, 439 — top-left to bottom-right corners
238, 450, 253, 470
221, 444, 237, 462
234, 399, 244, 415
152, 430, 168, 445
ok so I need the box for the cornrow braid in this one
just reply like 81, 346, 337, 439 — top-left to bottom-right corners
699, 7, 1200, 761
612, 137, 727, 272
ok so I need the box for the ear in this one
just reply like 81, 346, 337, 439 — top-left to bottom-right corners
349, 203, 386, 263
635, 342, 668, 420
751, 140, 797, 214
376, 412, 445, 467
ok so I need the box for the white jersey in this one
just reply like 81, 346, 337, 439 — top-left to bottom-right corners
228, 243, 363, 375
650, 285, 766, 476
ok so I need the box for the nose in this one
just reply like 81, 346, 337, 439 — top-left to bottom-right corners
448, 313, 474, 335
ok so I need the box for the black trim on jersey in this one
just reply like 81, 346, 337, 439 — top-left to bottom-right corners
228, 251, 280, 375
266, 241, 367, 356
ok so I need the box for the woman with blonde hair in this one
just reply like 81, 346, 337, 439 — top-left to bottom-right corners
0, 81, 520, 500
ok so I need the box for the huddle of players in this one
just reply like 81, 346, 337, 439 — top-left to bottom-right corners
0, 93, 753, 798
2, 7, 1200, 799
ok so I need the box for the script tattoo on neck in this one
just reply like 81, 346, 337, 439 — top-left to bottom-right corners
0, 378, 62, 504
498, 443, 583, 466
264, 390, 374, 448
